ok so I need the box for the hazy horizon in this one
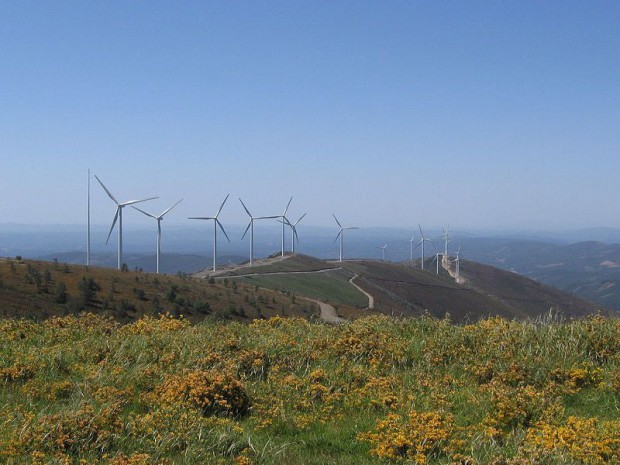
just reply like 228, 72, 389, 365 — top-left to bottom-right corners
2, 2, 619, 230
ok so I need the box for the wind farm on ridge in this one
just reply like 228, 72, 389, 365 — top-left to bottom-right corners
89, 171, 464, 277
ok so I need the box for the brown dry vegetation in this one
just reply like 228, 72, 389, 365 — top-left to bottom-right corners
0, 258, 330, 323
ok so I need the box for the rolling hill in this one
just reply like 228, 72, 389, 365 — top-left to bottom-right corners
208, 254, 608, 322
0, 257, 326, 323
461, 238, 620, 310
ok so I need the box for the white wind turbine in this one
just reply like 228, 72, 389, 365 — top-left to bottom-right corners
408, 236, 416, 261
133, 199, 183, 274
333, 214, 359, 262
240, 198, 279, 266
188, 195, 231, 272
279, 196, 293, 257
280, 213, 307, 253
379, 243, 387, 261
431, 252, 441, 275
455, 246, 462, 280
442, 225, 451, 257
417, 225, 432, 270
95, 175, 158, 270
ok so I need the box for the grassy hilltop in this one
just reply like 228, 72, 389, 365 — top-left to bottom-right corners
1, 313, 619, 464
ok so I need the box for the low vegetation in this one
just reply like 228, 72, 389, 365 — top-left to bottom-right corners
0, 258, 329, 322
240, 270, 369, 308
1, 311, 619, 464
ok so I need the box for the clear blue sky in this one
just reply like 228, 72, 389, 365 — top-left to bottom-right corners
1, 1, 619, 231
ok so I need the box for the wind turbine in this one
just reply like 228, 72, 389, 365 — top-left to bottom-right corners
431, 252, 441, 275
442, 225, 451, 257
282, 213, 307, 253
240, 198, 279, 266
133, 199, 183, 274
279, 197, 293, 257
417, 225, 432, 270
379, 244, 387, 261
188, 195, 231, 272
333, 214, 359, 262
87, 169, 91, 267
455, 246, 462, 280
408, 236, 416, 261
95, 175, 158, 270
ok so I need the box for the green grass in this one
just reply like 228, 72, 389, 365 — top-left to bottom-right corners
1, 313, 619, 464
240, 270, 369, 307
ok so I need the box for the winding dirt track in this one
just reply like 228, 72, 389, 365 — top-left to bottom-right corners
349, 275, 375, 309
196, 255, 375, 324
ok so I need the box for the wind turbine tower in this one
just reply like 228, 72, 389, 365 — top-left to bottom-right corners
280, 197, 293, 257
442, 226, 451, 257
455, 247, 462, 280
379, 244, 387, 261
95, 175, 158, 270
87, 169, 91, 267
240, 198, 279, 266
408, 236, 415, 261
289, 213, 307, 253
133, 199, 183, 274
417, 225, 432, 270
333, 214, 359, 262
189, 195, 231, 272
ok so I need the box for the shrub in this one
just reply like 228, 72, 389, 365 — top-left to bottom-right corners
156, 369, 251, 417
54, 282, 68, 304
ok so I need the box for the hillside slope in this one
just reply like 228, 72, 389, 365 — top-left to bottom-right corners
211, 254, 606, 322
0, 258, 320, 322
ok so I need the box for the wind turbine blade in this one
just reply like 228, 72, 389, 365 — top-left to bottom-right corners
188, 216, 215, 220
94, 175, 119, 204
293, 228, 299, 244
333, 214, 342, 228
132, 206, 158, 219
216, 219, 231, 243
294, 213, 307, 226
283, 196, 293, 215
215, 194, 230, 218
255, 215, 280, 220
239, 198, 252, 218
106, 208, 119, 245
346, 227, 359, 230
160, 198, 183, 217
121, 196, 159, 207
333, 230, 342, 243
241, 221, 252, 240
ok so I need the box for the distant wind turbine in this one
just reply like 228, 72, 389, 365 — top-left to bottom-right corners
87, 169, 91, 267
417, 225, 432, 270
333, 214, 359, 262
431, 252, 441, 275
455, 246, 462, 280
240, 198, 279, 266
408, 236, 415, 261
280, 213, 307, 253
279, 197, 293, 257
133, 199, 183, 274
95, 175, 158, 270
442, 225, 451, 257
188, 195, 231, 272
379, 243, 387, 261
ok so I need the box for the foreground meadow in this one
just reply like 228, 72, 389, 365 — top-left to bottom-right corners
1, 313, 619, 464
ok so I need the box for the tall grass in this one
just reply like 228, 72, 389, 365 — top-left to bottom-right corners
1, 312, 619, 464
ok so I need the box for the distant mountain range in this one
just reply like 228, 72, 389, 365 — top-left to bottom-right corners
2, 225, 620, 310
